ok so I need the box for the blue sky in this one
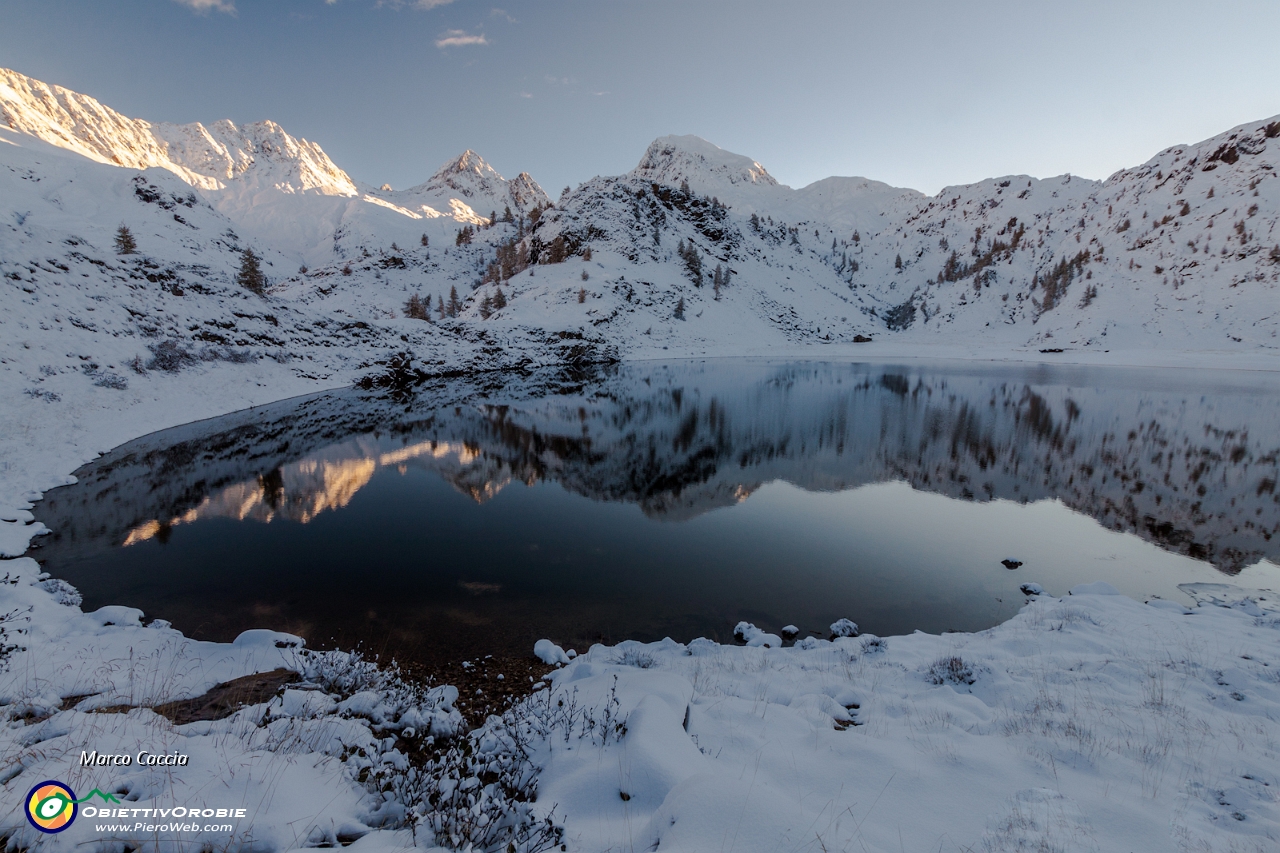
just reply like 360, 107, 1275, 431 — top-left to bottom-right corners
2, 0, 1278, 195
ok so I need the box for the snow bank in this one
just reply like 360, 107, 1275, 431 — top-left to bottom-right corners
0, 555, 462, 851
522, 585, 1280, 853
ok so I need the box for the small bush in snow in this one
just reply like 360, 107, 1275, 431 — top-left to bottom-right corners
301, 648, 384, 698
386, 677, 629, 851
0, 605, 32, 671
36, 578, 82, 607
613, 648, 656, 668
94, 373, 128, 390
928, 655, 976, 686
861, 636, 887, 654
201, 346, 256, 364
126, 355, 147, 374
146, 340, 199, 372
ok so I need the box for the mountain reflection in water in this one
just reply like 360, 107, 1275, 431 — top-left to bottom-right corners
32, 360, 1280, 663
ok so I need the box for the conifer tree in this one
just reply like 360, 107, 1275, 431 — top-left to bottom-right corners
437, 295, 446, 320
578, 286, 587, 303
237, 248, 266, 295
114, 224, 137, 255
420, 233, 429, 247
674, 297, 686, 320
713, 264, 727, 300
895, 254, 903, 270
403, 293, 430, 321
479, 293, 494, 319
503, 205, 513, 223
493, 287, 507, 310
447, 285, 461, 318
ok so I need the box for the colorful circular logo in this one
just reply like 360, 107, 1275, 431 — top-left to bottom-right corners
25, 781, 78, 833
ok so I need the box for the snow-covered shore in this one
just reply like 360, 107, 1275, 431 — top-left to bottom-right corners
528, 582, 1280, 852
3, 542, 1278, 851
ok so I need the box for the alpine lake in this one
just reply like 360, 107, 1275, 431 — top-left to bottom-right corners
31, 359, 1280, 675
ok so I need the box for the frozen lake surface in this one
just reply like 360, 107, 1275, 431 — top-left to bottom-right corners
31, 359, 1280, 665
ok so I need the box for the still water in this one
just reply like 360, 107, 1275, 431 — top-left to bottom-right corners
31, 360, 1280, 665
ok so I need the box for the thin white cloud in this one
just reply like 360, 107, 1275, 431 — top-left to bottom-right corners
519, 91, 533, 99
375, 0, 457, 8
435, 29, 488, 48
172, 0, 236, 14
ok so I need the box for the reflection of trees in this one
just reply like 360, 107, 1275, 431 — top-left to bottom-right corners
34, 363, 1280, 575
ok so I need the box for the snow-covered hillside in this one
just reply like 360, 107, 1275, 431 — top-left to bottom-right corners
6, 65, 1279, 365
535, 120, 1280, 353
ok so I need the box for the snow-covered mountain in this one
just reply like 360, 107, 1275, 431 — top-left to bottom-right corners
3, 63, 1279, 394
0, 67, 357, 196
0, 68, 550, 263
532, 119, 1280, 353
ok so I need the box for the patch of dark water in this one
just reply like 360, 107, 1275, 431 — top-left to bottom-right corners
31, 360, 1280, 669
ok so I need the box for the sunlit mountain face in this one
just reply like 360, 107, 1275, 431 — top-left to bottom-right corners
29, 360, 1280, 660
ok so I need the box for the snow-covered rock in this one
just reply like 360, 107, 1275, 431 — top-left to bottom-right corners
534, 638, 571, 665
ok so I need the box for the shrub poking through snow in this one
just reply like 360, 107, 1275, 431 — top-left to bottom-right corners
861, 636, 887, 654
0, 604, 30, 671
146, 339, 199, 372
386, 675, 630, 851
928, 655, 976, 686
830, 618, 860, 638
612, 646, 656, 668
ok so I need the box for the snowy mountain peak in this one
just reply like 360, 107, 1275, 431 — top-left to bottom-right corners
0, 67, 356, 197
434, 149, 490, 178
632, 134, 779, 194
409, 149, 550, 213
